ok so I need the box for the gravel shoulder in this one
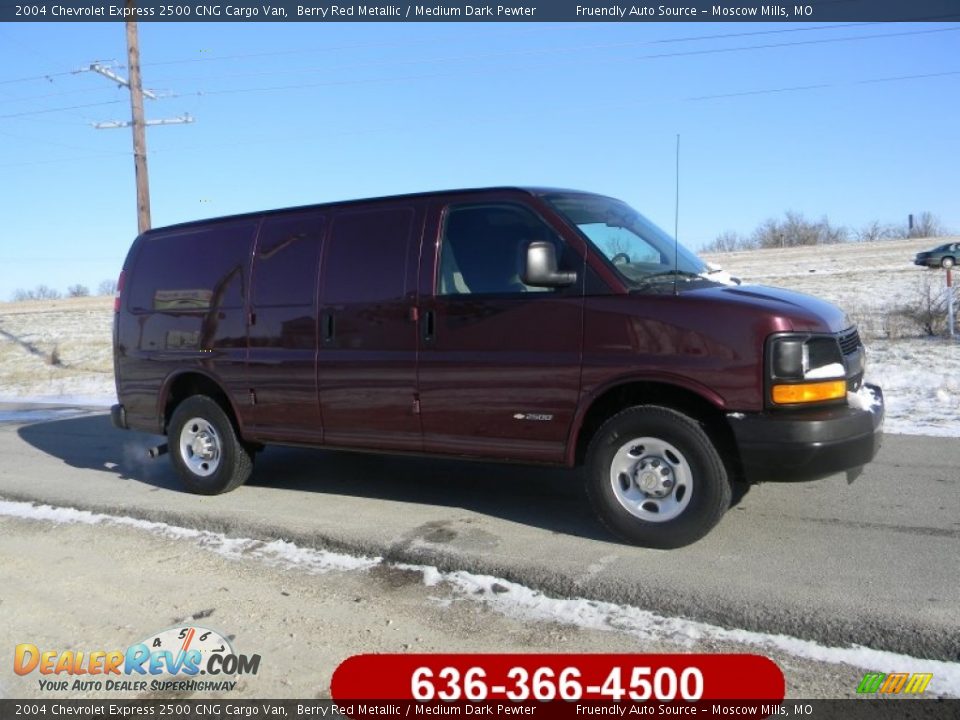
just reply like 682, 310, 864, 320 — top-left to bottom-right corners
0, 513, 872, 701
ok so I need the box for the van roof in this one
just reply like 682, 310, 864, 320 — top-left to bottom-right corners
140, 186, 593, 237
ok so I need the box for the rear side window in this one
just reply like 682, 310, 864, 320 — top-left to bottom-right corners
253, 212, 325, 307
128, 220, 255, 312
322, 206, 414, 304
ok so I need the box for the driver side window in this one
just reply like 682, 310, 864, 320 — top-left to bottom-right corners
438, 204, 564, 296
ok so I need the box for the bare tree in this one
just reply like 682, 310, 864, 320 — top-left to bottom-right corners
907, 212, 947, 239
67, 284, 90, 298
752, 211, 848, 248
897, 273, 958, 336
702, 230, 751, 253
11, 285, 62, 301
707, 209, 949, 254
855, 220, 905, 243
98, 279, 118, 295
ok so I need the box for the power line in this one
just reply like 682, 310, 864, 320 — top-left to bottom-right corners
0, 127, 112, 153
166, 25, 960, 100
0, 62, 956, 171
0, 21, 903, 89
1, 62, 957, 167
0, 69, 75, 86
142, 22, 892, 87
138, 21, 883, 71
0, 99, 124, 120
0, 22, 951, 106
855, 68, 960, 85
84, 65, 960, 162
1, 36, 957, 165
2, 85, 125, 104
0, 152, 130, 169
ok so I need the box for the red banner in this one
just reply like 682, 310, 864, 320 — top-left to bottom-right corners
332, 653, 785, 703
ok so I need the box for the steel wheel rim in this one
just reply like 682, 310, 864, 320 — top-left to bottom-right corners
609, 436, 692, 522
179, 417, 222, 477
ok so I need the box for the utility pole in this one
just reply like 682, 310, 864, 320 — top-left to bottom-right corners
78, 2, 194, 235
126, 3, 151, 235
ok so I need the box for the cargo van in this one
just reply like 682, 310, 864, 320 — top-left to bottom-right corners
112, 187, 884, 548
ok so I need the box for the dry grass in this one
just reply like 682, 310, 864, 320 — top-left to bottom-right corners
703, 235, 960, 340
0, 296, 113, 400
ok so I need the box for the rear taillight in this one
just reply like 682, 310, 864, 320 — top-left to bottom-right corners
114, 270, 126, 312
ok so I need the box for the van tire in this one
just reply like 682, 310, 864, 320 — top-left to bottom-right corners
585, 406, 730, 549
168, 395, 252, 495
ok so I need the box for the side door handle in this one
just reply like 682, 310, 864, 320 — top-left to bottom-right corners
322, 312, 336, 345
422, 309, 435, 343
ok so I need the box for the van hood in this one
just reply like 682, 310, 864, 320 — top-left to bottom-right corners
684, 283, 853, 334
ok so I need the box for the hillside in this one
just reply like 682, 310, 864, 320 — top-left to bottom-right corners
0, 295, 114, 404
702, 235, 958, 339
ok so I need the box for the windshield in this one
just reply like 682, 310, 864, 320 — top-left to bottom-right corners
544, 192, 707, 290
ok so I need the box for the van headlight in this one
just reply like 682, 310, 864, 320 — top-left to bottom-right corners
768, 334, 846, 405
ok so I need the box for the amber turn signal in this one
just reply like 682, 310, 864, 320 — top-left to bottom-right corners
772, 380, 846, 405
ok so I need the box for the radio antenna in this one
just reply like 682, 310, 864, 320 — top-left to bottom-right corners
673, 133, 680, 296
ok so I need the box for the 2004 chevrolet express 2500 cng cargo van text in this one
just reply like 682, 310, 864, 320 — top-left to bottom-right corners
111, 187, 884, 548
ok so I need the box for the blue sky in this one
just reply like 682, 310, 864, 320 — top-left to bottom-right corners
1, 20, 958, 299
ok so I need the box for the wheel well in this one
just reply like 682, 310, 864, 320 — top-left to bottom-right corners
573, 382, 743, 480
163, 373, 235, 434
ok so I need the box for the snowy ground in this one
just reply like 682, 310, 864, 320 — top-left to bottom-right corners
0, 238, 957, 436
2, 498, 958, 699
0, 296, 114, 406
703, 235, 960, 437
865, 339, 960, 437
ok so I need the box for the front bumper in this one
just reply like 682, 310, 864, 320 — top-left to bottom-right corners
729, 384, 884, 482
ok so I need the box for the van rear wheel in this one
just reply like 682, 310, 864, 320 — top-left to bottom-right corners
585, 406, 730, 549
168, 395, 252, 495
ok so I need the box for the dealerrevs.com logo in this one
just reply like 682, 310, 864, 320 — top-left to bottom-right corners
14, 625, 261, 693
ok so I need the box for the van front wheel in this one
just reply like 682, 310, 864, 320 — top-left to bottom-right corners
168, 396, 252, 495
586, 406, 730, 549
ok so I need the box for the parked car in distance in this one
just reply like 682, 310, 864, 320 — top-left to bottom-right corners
914, 242, 959, 269
111, 187, 884, 549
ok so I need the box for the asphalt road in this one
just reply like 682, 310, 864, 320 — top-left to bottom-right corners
1, 403, 957, 663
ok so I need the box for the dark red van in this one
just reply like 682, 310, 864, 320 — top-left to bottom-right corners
112, 188, 884, 548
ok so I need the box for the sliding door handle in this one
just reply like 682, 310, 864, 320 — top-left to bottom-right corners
322, 312, 336, 344
422, 309, 435, 342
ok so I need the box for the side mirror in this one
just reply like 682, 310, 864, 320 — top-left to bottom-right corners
522, 241, 577, 288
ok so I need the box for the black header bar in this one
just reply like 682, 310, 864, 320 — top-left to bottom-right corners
1, 701, 960, 720
2, 0, 959, 23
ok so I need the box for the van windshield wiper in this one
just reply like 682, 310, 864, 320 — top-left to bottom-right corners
633, 269, 704, 288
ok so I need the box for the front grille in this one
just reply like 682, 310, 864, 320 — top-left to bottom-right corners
838, 327, 861, 356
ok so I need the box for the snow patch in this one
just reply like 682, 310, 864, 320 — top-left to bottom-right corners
865, 338, 960, 436
0, 499, 378, 574
805, 362, 844, 380
427, 571, 960, 698
847, 384, 882, 413
4, 499, 955, 698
